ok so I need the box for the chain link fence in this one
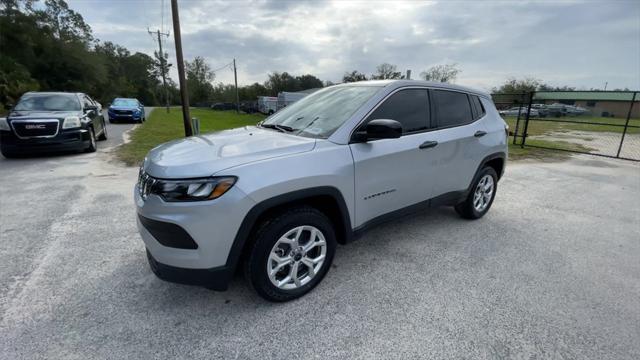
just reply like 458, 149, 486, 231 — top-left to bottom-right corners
492, 91, 640, 161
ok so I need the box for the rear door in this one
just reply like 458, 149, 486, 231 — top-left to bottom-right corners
428, 90, 488, 197
349, 88, 436, 227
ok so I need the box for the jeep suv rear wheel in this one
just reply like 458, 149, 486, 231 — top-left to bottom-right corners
244, 206, 336, 302
455, 166, 498, 219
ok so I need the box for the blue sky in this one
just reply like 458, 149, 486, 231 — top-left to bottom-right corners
68, 0, 640, 91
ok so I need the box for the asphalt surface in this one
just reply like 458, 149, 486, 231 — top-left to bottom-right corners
1, 123, 639, 359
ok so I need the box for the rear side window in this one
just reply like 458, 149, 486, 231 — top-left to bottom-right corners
366, 89, 430, 133
432, 90, 473, 128
470, 95, 486, 120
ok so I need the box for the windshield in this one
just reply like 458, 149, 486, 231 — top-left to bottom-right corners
262, 86, 381, 138
112, 99, 139, 107
14, 93, 81, 111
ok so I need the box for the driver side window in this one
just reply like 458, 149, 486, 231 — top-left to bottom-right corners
365, 89, 430, 134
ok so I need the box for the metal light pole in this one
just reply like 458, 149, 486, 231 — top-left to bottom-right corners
170, 0, 193, 137
233, 58, 240, 113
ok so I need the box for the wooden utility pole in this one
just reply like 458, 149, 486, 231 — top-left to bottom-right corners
148, 28, 170, 113
233, 58, 239, 113
171, 0, 193, 137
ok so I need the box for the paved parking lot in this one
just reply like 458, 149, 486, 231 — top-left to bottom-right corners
0, 127, 638, 359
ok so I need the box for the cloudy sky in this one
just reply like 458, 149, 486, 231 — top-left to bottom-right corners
68, 0, 640, 91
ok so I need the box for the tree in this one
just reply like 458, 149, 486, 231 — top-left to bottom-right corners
420, 63, 461, 83
31, 0, 93, 43
296, 74, 323, 90
371, 63, 403, 80
185, 56, 215, 104
265, 72, 300, 95
492, 77, 545, 93
342, 70, 367, 83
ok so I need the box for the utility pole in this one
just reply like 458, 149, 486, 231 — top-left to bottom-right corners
233, 58, 239, 113
171, 0, 193, 137
148, 28, 170, 113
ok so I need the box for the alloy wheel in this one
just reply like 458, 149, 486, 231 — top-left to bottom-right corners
267, 225, 327, 290
473, 174, 494, 212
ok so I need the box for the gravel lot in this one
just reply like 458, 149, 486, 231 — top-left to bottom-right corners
1, 124, 639, 359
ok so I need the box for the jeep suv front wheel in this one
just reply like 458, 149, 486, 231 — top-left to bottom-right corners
244, 206, 336, 302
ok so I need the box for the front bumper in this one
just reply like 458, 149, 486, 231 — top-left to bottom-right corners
134, 183, 256, 289
0, 129, 90, 153
108, 111, 142, 121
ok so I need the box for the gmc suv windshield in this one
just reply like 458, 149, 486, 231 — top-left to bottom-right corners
261, 85, 381, 138
14, 93, 81, 111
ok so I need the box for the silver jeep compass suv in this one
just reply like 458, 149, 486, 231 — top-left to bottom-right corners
135, 80, 507, 301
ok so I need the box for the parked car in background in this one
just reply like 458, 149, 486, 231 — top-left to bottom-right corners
239, 101, 258, 114
0, 92, 107, 157
565, 105, 589, 116
499, 106, 540, 117
211, 102, 235, 111
257, 96, 277, 115
108, 98, 145, 123
135, 80, 507, 301
545, 103, 568, 117
531, 104, 548, 117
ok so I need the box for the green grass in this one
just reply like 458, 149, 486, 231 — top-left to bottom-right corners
117, 108, 265, 166
508, 139, 593, 161
505, 115, 640, 136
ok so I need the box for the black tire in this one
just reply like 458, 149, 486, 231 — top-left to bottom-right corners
109, 118, 116, 124
85, 128, 97, 152
244, 206, 337, 302
455, 166, 498, 220
1, 147, 17, 158
97, 123, 108, 141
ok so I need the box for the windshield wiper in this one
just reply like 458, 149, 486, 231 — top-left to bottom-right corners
260, 123, 295, 132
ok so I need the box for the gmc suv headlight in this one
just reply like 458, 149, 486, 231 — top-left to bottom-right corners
0, 118, 10, 131
151, 177, 237, 202
62, 116, 81, 129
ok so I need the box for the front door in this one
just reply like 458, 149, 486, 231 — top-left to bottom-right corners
349, 88, 435, 228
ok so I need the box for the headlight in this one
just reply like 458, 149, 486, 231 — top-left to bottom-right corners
0, 118, 9, 131
150, 176, 237, 202
62, 116, 81, 129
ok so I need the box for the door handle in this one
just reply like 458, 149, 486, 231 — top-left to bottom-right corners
419, 140, 438, 149
474, 131, 487, 138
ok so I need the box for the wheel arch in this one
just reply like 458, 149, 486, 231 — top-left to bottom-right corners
225, 186, 352, 274
465, 152, 506, 195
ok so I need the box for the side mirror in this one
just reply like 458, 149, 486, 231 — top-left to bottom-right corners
4, 104, 12, 110
84, 105, 97, 115
355, 119, 403, 142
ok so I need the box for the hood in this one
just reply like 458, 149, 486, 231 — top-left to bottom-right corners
143, 126, 316, 178
8, 110, 80, 120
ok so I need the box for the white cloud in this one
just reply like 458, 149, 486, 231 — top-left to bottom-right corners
69, 0, 640, 91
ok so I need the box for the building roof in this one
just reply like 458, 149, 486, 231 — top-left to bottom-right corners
534, 91, 638, 101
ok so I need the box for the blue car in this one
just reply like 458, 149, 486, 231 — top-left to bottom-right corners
108, 98, 145, 123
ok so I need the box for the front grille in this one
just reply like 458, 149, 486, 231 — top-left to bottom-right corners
138, 168, 157, 200
114, 110, 133, 115
11, 120, 59, 138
